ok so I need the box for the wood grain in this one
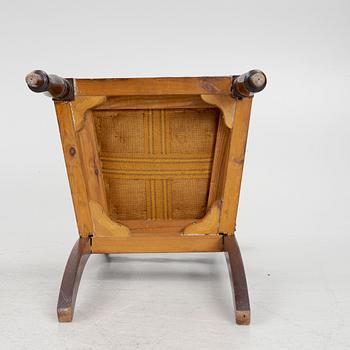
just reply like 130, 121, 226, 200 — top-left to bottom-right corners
76, 77, 233, 96
77, 109, 108, 211
206, 116, 230, 209
183, 201, 221, 235
94, 95, 214, 110
92, 234, 223, 253
89, 200, 130, 237
71, 96, 107, 131
54, 102, 93, 236
201, 94, 236, 128
219, 98, 253, 234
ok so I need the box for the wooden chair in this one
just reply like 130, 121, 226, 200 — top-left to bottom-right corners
26, 70, 266, 325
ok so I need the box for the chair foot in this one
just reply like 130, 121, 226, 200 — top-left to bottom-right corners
223, 235, 251, 325
57, 237, 91, 322
235, 310, 250, 325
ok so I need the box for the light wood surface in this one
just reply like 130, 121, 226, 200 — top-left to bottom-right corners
70, 96, 108, 215
117, 219, 194, 234
219, 98, 253, 234
93, 95, 214, 110
54, 102, 93, 236
77, 109, 109, 211
76, 76, 233, 96
183, 201, 221, 235
201, 94, 236, 128
89, 200, 130, 237
92, 234, 223, 253
206, 116, 230, 209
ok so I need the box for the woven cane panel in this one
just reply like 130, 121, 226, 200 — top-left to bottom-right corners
170, 178, 210, 219
93, 105, 220, 221
94, 110, 145, 153
107, 178, 147, 220
168, 109, 218, 154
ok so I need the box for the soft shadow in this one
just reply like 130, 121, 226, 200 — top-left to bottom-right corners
103, 253, 215, 265
78, 253, 235, 322
96, 253, 218, 282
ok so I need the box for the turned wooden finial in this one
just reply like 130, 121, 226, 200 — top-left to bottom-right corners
232, 70, 267, 98
25, 70, 74, 101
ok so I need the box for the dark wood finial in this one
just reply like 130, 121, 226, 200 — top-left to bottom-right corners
25, 70, 74, 101
232, 70, 267, 98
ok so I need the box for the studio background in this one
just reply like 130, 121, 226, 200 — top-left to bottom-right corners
0, 0, 349, 349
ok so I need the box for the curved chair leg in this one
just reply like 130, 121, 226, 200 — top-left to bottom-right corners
57, 237, 91, 322
223, 235, 250, 325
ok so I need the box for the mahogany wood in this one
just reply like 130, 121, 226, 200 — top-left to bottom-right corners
25, 70, 74, 101
224, 235, 250, 325
232, 70, 267, 98
57, 237, 91, 322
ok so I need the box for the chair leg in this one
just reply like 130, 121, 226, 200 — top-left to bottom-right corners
57, 237, 91, 322
223, 235, 250, 325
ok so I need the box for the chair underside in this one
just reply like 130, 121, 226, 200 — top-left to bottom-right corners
26, 70, 267, 325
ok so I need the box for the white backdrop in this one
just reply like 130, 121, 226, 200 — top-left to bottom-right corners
0, 1, 349, 349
